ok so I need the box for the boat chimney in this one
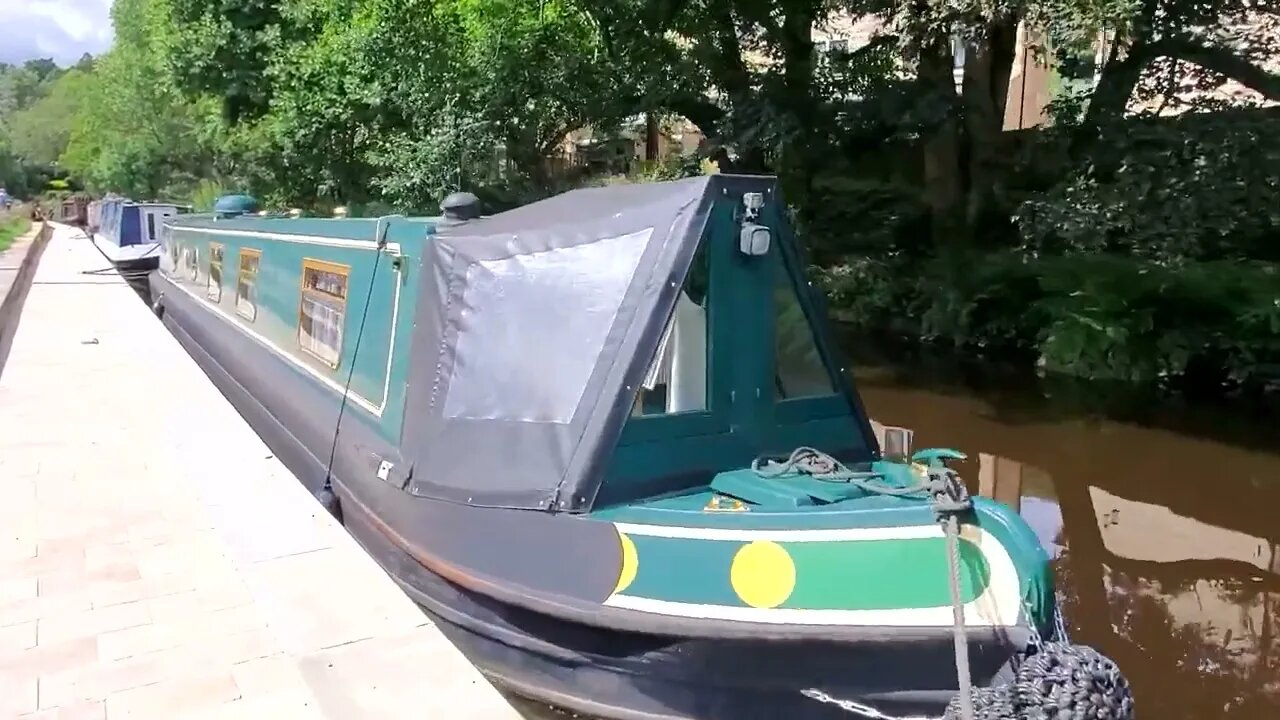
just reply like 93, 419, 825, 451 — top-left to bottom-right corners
440, 192, 481, 225
213, 194, 260, 219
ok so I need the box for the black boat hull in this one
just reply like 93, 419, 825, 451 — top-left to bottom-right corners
338, 484, 1015, 720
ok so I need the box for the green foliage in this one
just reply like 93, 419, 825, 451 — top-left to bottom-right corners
6, 68, 94, 166
821, 249, 1280, 387
0, 59, 73, 197
799, 168, 930, 266
0, 60, 63, 120
812, 257, 913, 332
190, 179, 228, 212
163, 0, 287, 122
1018, 111, 1280, 263
60, 0, 225, 200
0, 211, 32, 252
1035, 256, 1280, 384
916, 252, 1050, 354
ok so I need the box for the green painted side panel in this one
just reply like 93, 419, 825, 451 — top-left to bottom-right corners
162, 215, 431, 442
624, 533, 743, 607
782, 538, 989, 610
595, 476, 1055, 631
618, 533, 991, 611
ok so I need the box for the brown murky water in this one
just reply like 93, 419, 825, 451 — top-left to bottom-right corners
856, 357, 1280, 719
506, 354, 1280, 720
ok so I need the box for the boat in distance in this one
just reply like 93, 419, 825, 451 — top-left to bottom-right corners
92, 196, 184, 270
150, 176, 1126, 719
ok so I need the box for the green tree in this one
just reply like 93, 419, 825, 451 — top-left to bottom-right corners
7, 68, 95, 166
61, 0, 224, 199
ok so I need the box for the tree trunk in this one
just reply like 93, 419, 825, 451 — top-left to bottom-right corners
705, 0, 766, 169
918, 39, 965, 245
644, 112, 660, 161
961, 18, 1019, 237
777, 0, 819, 203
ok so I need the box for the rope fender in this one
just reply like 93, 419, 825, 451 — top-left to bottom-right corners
945, 642, 1135, 719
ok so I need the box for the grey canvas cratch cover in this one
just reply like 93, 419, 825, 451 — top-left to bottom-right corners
402, 175, 721, 511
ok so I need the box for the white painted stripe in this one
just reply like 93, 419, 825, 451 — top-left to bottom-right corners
91, 234, 161, 262
613, 522, 944, 543
604, 526, 1024, 628
174, 225, 403, 254
162, 261, 402, 419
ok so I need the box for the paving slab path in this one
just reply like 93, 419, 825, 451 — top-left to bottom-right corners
0, 223, 526, 720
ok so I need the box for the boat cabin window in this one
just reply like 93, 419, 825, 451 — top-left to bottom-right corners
207, 243, 224, 302
184, 245, 199, 282
443, 229, 653, 424
773, 256, 835, 399
237, 248, 260, 322
633, 240, 709, 416
146, 213, 157, 243
298, 259, 349, 368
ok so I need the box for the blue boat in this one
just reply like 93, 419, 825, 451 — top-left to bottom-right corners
92, 197, 185, 270
151, 178, 1133, 720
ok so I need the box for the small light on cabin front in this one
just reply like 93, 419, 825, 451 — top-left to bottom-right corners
739, 224, 771, 256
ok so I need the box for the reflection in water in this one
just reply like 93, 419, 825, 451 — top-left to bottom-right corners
859, 364, 1280, 719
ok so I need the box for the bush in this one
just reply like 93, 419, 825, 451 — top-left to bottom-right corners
812, 257, 910, 331
1017, 111, 1280, 263
797, 171, 930, 267
816, 248, 1280, 388
1034, 256, 1280, 384
916, 252, 1048, 355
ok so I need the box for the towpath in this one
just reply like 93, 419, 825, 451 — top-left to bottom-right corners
0, 223, 525, 719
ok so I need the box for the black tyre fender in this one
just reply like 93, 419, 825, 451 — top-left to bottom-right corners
314, 485, 343, 522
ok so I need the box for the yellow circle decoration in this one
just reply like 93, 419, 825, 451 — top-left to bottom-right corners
613, 531, 639, 595
730, 540, 796, 609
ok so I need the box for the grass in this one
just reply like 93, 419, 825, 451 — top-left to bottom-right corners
0, 208, 33, 253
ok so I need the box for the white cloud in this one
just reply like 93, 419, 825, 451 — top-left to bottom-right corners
0, 0, 114, 67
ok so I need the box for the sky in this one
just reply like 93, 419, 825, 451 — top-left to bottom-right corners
0, 0, 114, 67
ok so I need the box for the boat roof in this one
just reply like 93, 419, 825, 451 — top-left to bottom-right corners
97, 197, 185, 209
398, 174, 875, 511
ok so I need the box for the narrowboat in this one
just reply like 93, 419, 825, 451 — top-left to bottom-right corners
93, 197, 184, 271
53, 194, 89, 225
87, 199, 103, 234
151, 177, 1130, 719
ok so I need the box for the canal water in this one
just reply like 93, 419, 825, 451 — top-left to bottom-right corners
515, 351, 1279, 719
855, 354, 1280, 719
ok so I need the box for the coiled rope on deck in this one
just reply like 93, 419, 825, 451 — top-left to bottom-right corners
752, 448, 1135, 720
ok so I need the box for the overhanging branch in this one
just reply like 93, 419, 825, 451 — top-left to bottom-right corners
1154, 37, 1280, 101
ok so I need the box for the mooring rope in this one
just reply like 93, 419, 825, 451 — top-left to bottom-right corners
752, 447, 1136, 720
937, 483, 976, 720
752, 447, 924, 495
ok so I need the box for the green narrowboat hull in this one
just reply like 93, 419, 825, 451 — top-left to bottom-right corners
150, 175, 1062, 718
